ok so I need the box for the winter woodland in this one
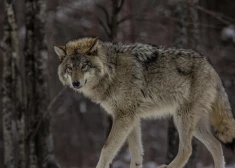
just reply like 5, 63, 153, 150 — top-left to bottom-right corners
0, 0, 235, 168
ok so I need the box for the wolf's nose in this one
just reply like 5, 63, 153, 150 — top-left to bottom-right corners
72, 81, 80, 88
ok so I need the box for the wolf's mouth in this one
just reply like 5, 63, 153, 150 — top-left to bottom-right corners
84, 79, 87, 84
76, 79, 87, 89
71, 79, 87, 89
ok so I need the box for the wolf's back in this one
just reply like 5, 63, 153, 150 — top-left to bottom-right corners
210, 81, 235, 150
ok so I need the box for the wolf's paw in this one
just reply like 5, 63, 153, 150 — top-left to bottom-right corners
158, 164, 168, 168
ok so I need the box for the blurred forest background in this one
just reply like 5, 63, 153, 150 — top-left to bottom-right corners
0, 0, 235, 168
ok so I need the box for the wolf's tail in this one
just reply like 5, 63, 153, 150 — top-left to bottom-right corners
210, 84, 235, 151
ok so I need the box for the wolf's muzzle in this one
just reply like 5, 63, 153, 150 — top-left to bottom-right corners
72, 81, 81, 88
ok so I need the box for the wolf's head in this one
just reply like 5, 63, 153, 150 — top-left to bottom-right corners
54, 37, 105, 90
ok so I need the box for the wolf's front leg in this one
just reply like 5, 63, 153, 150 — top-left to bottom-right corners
127, 121, 143, 168
96, 115, 136, 168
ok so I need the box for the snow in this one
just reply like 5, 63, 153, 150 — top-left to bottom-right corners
221, 25, 235, 44
80, 101, 87, 113
144, 162, 158, 168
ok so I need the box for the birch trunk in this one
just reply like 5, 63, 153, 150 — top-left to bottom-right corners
2, 0, 25, 168
34, 0, 54, 167
24, 0, 54, 167
24, 0, 38, 167
2, 14, 15, 168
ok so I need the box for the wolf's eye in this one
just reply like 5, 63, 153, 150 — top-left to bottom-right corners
81, 64, 88, 71
66, 66, 72, 73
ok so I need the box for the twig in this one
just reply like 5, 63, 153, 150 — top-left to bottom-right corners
9, 0, 16, 6
117, 0, 125, 12
136, 15, 224, 30
192, 5, 235, 26
96, 4, 111, 27
27, 87, 67, 141
96, 16, 111, 39
117, 14, 132, 24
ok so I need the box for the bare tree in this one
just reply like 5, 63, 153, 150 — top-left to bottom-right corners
96, 1, 127, 167
2, 9, 16, 168
96, 0, 127, 42
24, 0, 54, 167
2, 0, 25, 168
166, 0, 199, 167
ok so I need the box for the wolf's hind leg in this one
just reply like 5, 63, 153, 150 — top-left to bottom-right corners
159, 107, 198, 168
194, 119, 225, 168
96, 115, 136, 168
127, 121, 143, 168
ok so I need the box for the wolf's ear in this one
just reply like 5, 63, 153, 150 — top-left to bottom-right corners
54, 45, 66, 62
86, 37, 99, 55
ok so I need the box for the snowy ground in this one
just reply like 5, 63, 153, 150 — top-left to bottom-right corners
112, 161, 235, 168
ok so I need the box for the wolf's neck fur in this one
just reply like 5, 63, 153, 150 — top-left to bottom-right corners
103, 42, 159, 61
114, 43, 159, 61
80, 43, 117, 102
81, 42, 159, 103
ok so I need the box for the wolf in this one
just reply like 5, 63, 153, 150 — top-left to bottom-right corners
54, 37, 235, 168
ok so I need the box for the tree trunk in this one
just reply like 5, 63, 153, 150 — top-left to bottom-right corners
24, 0, 38, 167
2, 13, 16, 168
166, 1, 199, 167
110, 0, 119, 43
2, 1, 25, 168
34, 0, 54, 167
24, 0, 54, 167
184, 1, 199, 168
